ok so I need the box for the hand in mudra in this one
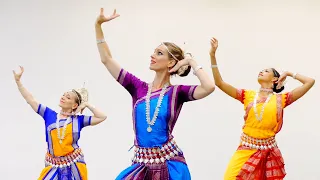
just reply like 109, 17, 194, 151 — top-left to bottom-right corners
74, 102, 88, 114
96, 8, 120, 25
275, 72, 288, 89
210, 37, 218, 56
13, 66, 24, 82
169, 58, 191, 74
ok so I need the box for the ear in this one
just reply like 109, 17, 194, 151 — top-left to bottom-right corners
272, 77, 278, 83
72, 103, 79, 111
167, 60, 177, 68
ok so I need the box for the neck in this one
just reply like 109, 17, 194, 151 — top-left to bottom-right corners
259, 83, 274, 95
152, 70, 170, 89
60, 108, 73, 116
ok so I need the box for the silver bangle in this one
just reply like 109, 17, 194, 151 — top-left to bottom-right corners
211, 64, 218, 68
97, 39, 105, 44
193, 65, 202, 75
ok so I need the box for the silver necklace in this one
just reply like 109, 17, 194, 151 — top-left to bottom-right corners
145, 83, 168, 132
253, 91, 273, 121
60, 111, 72, 116
56, 115, 72, 144
259, 88, 273, 93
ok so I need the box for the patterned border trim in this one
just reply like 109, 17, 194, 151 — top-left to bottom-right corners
118, 69, 127, 85
188, 85, 197, 101
236, 89, 245, 103
168, 86, 178, 134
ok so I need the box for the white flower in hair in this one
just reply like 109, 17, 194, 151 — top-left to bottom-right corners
74, 87, 89, 103
71, 82, 89, 104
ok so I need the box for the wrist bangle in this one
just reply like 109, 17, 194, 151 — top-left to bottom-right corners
292, 73, 297, 79
193, 65, 202, 75
97, 39, 105, 44
211, 64, 218, 68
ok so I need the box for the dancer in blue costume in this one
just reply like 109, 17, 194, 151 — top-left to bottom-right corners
94, 8, 216, 179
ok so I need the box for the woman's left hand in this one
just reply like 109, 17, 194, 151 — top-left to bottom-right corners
169, 56, 192, 73
75, 102, 88, 114
276, 71, 289, 89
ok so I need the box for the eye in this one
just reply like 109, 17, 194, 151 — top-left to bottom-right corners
157, 51, 163, 55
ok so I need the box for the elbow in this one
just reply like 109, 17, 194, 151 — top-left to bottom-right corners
307, 78, 315, 87
215, 81, 223, 88
101, 115, 107, 121
311, 78, 315, 86
204, 83, 216, 94
100, 56, 112, 66
100, 59, 107, 65
208, 84, 216, 93
96, 116, 107, 125
213, 78, 223, 88
27, 99, 36, 105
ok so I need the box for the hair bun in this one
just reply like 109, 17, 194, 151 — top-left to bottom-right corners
177, 65, 191, 77
273, 83, 285, 93
73, 88, 89, 103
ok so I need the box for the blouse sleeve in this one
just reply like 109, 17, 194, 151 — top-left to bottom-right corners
117, 68, 146, 97
177, 85, 198, 103
37, 104, 56, 124
281, 92, 294, 108
77, 115, 92, 130
235, 89, 246, 104
235, 89, 255, 105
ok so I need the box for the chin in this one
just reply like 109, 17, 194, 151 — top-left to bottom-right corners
149, 65, 157, 71
257, 76, 265, 81
58, 104, 65, 108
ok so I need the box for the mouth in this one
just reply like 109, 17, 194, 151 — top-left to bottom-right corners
60, 100, 64, 104
258, 73, 263, 76
150, 60, 156, 64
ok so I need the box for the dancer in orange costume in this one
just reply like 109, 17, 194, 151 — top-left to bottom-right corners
209, 38, 315, 179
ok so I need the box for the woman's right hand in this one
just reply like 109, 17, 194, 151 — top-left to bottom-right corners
13, 66, 24, 82
210, 37, 218, 57
96, 8, 120, 25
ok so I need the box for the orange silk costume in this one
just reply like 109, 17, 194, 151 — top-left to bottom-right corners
224, 89, 294, 180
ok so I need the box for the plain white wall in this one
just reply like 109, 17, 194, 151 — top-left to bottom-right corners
1, 0, 319, 179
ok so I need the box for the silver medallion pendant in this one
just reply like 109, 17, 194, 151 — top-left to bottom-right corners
147, 126, 152, 132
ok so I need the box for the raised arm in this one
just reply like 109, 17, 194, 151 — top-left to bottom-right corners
13, 66, 39, 112
169, 51, 216, 100
75, 102, 107, 126
209, 38, 238, 99
95, 8, 121, 80
277, 71, 315, 102
185, 57, 215, 100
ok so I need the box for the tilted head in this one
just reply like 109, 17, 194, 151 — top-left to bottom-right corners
149, 42, 191, 77
258, 68, 284, 93
59, 88, 88, 112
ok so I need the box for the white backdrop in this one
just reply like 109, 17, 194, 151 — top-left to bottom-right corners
1, 0, 319, 179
